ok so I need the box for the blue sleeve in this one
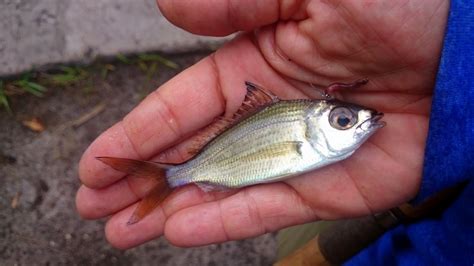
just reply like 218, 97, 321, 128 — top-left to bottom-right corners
346, 181, 474, 266
416, 0, 474, 202
345, 1, 474, 265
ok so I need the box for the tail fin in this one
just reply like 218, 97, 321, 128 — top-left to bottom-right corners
96, 157, 174, 225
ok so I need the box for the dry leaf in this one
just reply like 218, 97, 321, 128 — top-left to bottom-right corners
11, 192, 21, 209
22, 117, 45, 132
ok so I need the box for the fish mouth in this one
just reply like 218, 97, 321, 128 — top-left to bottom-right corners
358, 112, 386, 131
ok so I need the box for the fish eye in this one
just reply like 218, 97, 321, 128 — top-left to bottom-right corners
329, 107, 357, 130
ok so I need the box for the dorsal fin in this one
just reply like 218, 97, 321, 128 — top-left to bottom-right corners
235, 81, 280, 120
187, 81, 279, 156
186, 116, 234, 155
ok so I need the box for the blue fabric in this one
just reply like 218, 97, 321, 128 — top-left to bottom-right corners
346, 1, 474, 265
416, 0, 474, 202
346, 182, 474, 266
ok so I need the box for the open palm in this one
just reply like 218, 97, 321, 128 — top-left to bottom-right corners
76, 0, 449, 249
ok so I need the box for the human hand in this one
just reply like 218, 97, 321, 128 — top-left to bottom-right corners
76, 0, 449, 249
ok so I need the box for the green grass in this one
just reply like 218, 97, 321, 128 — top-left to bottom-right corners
100, 64, 115, 79
0, 73, 49, 113
115, 53, 132, 64
0, 81, 11, 114
137, 53, 179, 69
0, 52, 180, 113
118, 53, 179, 70
13, 73, 48, 97
48, 66, 89, 86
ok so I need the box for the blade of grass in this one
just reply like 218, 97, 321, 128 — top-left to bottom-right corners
60, 66, 76, 75
14, 80, 46, 97
12, 73, 48, 97
100, 64, 115, 79
51, 74, 78, 85
116, 53, 132, 64
19, 84, 44, 97
0, 81, 12, 113
26, 81, 47, 92
100, 67, 108, 79
137, 61, 148, 73
50, 66, 89, 86
138, 54, 179, 69
77, 68, 89, 76
146, 62, 158, 80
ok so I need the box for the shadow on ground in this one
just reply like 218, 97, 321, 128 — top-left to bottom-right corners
0, 52, 276, 265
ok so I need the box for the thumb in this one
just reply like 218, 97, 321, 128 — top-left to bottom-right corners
156, 0, 307, 36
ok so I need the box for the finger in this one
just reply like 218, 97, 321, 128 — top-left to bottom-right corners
104, 185, 235, 249
77, 153, 355, 231
156, 0, 308, 36
339, 91, 432, 115
102, 181, 314, 249
76, 139, 196, 220
76, 129, 228, 220
102, 146, 387, 249
103, 166, 363, 249
162, 152, 401, 247
76, 158, 232, 220
105, 202, 165, 250
164, 183, 318, 247
78, 58, 225, 189
76, 178, 153, 220
161, 166, 372, 247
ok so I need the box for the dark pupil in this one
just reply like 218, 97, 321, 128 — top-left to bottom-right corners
337, 116, 351, 127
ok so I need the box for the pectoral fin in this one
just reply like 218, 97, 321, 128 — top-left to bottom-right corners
232, 141, 304, 164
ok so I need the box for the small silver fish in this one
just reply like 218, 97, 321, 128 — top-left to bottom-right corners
98, 80, 385, 224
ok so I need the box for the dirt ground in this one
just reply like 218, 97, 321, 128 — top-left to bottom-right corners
0, 52, 277, 265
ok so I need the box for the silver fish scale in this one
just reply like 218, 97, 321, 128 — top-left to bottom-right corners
166, 100, 326, 188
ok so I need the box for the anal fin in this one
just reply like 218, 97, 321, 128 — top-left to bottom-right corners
195, 181, 230, 192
